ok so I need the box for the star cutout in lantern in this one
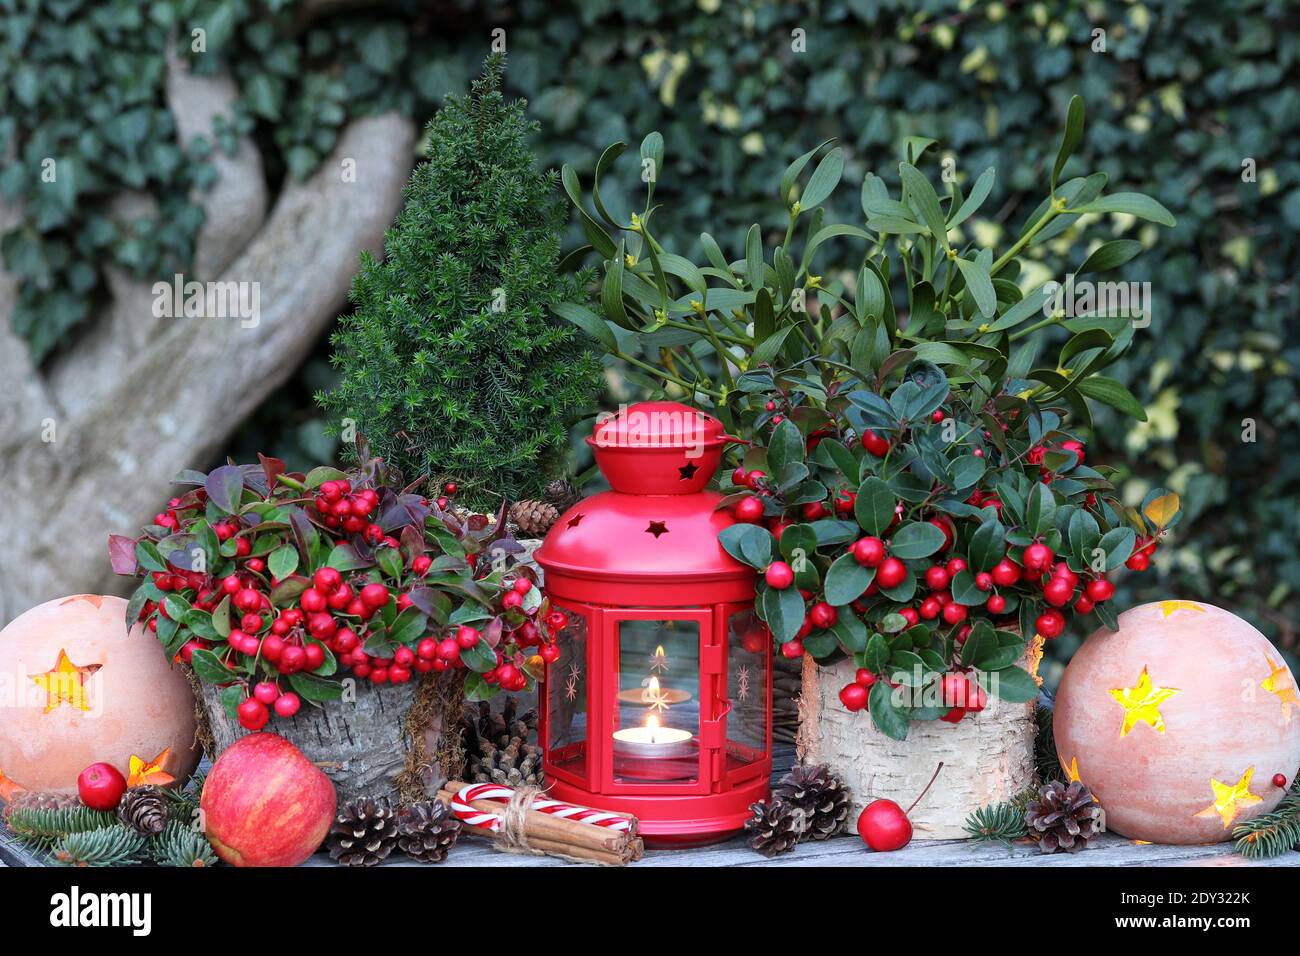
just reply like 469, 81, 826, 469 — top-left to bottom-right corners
1157, 600, 1204, 619
30, 649, 101, 713
1194, 767, 1262, 828
564, 663, 581, 702
566, 513, 584, 528
646, 520, 669, 539
1261, 656, 1298, 723
678, 461, 699, 480
1109, 666, 1180, 737
127, 748, 177, 788
736, 665, 751, 702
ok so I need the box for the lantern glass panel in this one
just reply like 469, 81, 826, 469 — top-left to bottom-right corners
725, 608, 768, 769
546, 605, 589, 779
613, 619, 701, 785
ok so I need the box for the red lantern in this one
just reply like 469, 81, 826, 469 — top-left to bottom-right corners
536, 401, 772, 845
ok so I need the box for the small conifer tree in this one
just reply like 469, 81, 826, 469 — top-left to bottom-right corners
319, 55, 600, 509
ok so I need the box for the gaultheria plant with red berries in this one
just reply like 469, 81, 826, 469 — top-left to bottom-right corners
561, 97, 1183, 739
109, 449, 563, 730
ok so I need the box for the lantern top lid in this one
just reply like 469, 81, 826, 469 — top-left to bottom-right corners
535, 401, 754, 605
586, 401, 741, 496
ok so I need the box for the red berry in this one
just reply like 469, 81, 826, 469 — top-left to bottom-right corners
986, 594, 1006, 614
1036, 609, 1066, 639
860, 429, 890, 457
745, 470, 767, 490
876, 557, 907, 589
253, 681, 280, 705
360, 583, 390, 609
1085, 578, 1115, 602
334, 628, 359, 652
234, 537, 251, 557
307, 613, 336, 639
928, 517, 955, 552
281, 645, 307, 672
314, 567, 342, 592
801, 501, 828, 521
1073, 596, 1095, 614
898, 607, 920, 627
942, 602, 967, 625
456, 625, 481, 649
975, 572, 994, 591
221, 574, 241, 595
1273, 773, 1288, 789
444, 482, 458, 495
546, 610, 569, 631
919, 596, 941, 620
734, 496, 765, 523
855, 668, 877, 687
924, 565, 950, 590
1126, 551, 1150, 571
731, 467, 749, 486
237, 697, 270, 731
417, 638, 438, 660
512, 577, 532, 594
437, 638, 460, 662
990, 559, 1022, 587
1059, 439, 1085, 465
780, 640, 805, 659
1043, 577, 1074, 607
303, 643, 325, 670
945, 557, 968, 576
539, 642, 561, 664
765, 561, 795, 589
839, 683, 869, 712
809, 602, 838, 629
274, 692, 301, 718
1023, 543, 1054, 572
502, 590, 524, 610
300, 588, 327, 613
852, 536, 886, 567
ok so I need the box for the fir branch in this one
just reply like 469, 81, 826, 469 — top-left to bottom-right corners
151, 820, 219, 867
1233, 786, 1300, 859
963, 801, 1029, 845
8, 804, 118, 851
49, 826, 147, 867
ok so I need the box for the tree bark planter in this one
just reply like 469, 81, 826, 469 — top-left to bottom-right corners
197, 670, 466, 806
797, 636, 1043, 839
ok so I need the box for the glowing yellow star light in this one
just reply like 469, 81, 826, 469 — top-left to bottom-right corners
1063, 755, 1082, 784
30, 649, 101, 713
1157, 600, 1204, 619
127, 749, 177, 788
1109, 666, 1180, 736
1261, 656, 1298, 723
1194, 767, 1262, 828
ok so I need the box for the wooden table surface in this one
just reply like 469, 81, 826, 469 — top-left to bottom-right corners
3, 745, 1296, 868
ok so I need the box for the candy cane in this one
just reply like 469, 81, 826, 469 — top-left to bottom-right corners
451, 783, 631, 832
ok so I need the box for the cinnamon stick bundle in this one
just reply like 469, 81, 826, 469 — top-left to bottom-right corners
436, 783, 644, 865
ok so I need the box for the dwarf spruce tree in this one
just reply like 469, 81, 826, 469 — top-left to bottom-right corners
319, 56, 600, 509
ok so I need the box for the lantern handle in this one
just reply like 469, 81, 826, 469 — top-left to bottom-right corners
721, 435, 751, 447
716, 698, 733, 720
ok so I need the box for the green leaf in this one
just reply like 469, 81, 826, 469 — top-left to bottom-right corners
1077, 375, 1148, 420
189, 649, 237, 685
304, 466, 347, 489
981, 665, 1041, 704
948, 167, 995, 228
888, 521, 946, 559
718, 524, 775, 570
779, 138, 835, 207
1051, 95, 1085, 193
1096, 527, 1137, 572
969, 518, 1005, 571
744, 224, 764, 290
899, 162, 948, 250
268, 544, 298, 581
854, 476, 896, 536
799, 147, 844, 209
760, 584, 806, 645
134, 541, 166, 573
1077, 240, 1143, 274
869, 680, 909, 740
767, 417, 806, 477
1025, 483, 1056, 536
553, 302, 617, 351
288, 672, 344, 702
824, 554, 873, 606
1069, 192, 1176, 227
863, 633, 890, 672
460, 637, 498, 673
955, 257, 995, 318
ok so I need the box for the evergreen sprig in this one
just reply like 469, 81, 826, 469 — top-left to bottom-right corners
964, 802, 1029, 845
319, 54, 601, 509
49, 826, 148, 867
151, 820, 219, 868
1233, 786, 1300, 860
6, 804, 117, 850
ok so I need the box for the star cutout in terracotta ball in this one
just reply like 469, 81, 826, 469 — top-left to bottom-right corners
1194, 767, 1262, 828
1109, 666, 1180, 737
127, 748, 177, 788
30, 649, 102, 714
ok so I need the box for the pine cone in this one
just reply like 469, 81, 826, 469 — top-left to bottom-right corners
543, 478, 582, 512
461, 699, 544, 786
327, 800, 398, 867
395, 800, 461, 863
744, 799, 807, 857
510, 499, 560, 536
118, 786, 168, 836
2, 790, 77, 822
1025, 780, 1103, 853
772, 764, 852, 840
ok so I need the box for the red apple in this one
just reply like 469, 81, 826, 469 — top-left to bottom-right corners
77, 762, 127, 811
857, 799, 913, 851
201, 733, 336, 867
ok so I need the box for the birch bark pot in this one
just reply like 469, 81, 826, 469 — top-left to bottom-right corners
198, 675, 460, 806
797, 635, 1042, 839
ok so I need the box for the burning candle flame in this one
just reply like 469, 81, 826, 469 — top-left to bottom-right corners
646, 713, 661, 743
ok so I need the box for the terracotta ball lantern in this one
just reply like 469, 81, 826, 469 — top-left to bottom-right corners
0, 595, 200, 795
1054, 600, 1300, 844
